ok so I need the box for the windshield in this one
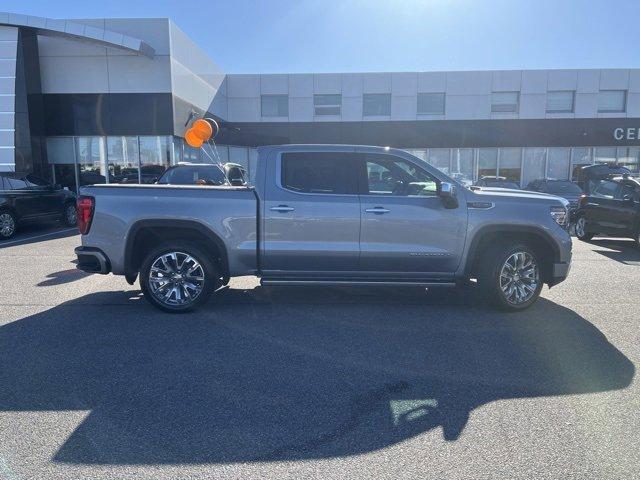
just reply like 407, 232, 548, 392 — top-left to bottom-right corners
157, 166, 228, 186
546, 182, 583, 195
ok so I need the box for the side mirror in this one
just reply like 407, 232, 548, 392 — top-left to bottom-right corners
622, 194, 634, 204
438, 182, 459, 209
229, 177, 244, 186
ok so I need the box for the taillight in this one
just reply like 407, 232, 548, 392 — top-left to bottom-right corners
77, 196, 94, 235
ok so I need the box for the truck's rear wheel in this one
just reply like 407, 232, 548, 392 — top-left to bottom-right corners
140, 242, 218, 313
478, 243, 543, 311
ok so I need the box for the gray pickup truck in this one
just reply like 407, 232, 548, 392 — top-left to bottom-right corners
75, 145, 572, 313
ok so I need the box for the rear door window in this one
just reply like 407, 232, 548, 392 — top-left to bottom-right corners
593, 180, 619, 199
281, 152, 358, 195
7, 177, 28, 190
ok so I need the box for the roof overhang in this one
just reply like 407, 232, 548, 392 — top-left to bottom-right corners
0, 11, 155, 58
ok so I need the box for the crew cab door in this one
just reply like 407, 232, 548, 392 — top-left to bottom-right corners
357, 152, 467, 274
587, 179, 621, 234
262, 149, 361, 275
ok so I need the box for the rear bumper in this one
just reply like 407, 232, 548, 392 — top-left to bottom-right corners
75, 246, 111, 274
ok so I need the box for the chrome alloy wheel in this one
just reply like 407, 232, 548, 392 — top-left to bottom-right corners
0, 213, 15, 238
148, 252, 205, 307
499, 251, 539, 305
575, 216, 586, 238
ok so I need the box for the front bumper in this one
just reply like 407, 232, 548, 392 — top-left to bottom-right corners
549, 261, 571, 286
75, 246, 111, 274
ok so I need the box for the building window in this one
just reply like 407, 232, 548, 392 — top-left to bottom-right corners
491, 92, 519, 113
598, 90, 626, 113
426, 148, 450, 174
546, 91, 575, 113
571, 147, 592, 180
363, 93, 391, 116
617, 147, 640, 173
478, 148, 498, 178
522, 148, 547, 187
417, 93, 445, 115
314, 94, 341, 116
451, 148, 474, 185
547, 148, 571, 180
107, 136, 140, 183
594, 147, 617, 164
498, 148, 522, 184
261, 95, 289, 117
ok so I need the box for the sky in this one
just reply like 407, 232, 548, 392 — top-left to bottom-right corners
3, 0, 640, 74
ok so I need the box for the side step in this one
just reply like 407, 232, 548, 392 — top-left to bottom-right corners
260, 279, 457, 288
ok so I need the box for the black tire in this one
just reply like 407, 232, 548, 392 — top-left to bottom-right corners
139, 242, 219, 313
574, 214, 594, 241
0, 209, 17, 239
61, 202, 77, 227
477, 243, 543, 312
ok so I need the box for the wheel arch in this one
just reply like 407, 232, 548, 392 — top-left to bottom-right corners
464, 225, 561, 284
124, 219, 229, 285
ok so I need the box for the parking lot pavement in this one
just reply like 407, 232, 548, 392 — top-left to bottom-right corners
0, 236, 638, 480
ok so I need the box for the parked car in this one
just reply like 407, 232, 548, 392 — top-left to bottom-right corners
526, 179, 583, 218
0, 172, 77, 239
156, 163, 229, 186
75, 145, 572, 313
574, 174, 640, 246
475, 176, 520, 189
576, 163, 631, 195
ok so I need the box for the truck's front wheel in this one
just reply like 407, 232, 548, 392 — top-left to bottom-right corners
478, 243, 543, 311
140, 242, 218, 313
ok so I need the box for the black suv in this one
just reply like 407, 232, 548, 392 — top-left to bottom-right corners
526, 179, 583, 217
575, 174, 640, 246
0, 172, 77, 239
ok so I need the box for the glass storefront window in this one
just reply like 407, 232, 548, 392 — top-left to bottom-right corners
571, 147, 592, 181
617, 147, 640, 173
76, 137, 106, 186
427, 148, 450, 174
139, 136, 171, 183
107, 136, 139, 183
478, 148, 498, 179
594, 147, 617, 164
522, 148, 546, 187
451, 149, 474, 186
547, 148, 570, 180
46, 137, 77, 191
404, 149, 427, 162
498, 148, 522, 184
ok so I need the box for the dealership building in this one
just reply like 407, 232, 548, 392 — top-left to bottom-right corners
2, 11, 640, 190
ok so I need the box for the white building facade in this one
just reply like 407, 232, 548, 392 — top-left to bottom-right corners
1, 11, 639, 191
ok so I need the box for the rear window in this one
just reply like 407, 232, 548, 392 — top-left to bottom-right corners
157, 166, 228, 186
281, 152, 358, 195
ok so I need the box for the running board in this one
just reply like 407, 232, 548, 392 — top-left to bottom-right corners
260, 279, 456, 288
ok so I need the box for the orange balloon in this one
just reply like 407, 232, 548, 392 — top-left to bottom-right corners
184, 128, 203, 148
192, 118, 213, 141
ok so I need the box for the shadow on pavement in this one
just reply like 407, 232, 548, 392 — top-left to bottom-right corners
0, 224, 78, 248
588, 238, 640, 265
0, 287, 634, 465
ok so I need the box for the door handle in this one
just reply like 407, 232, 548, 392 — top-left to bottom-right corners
365, 207, 390, 214
270, 205, 295, 212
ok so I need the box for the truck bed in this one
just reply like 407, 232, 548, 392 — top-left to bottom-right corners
79, 184, 259, 276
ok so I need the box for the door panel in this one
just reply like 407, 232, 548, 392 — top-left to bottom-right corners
358, 154, 467, 274
262, 150, 361, 274
588, 180, 620, 234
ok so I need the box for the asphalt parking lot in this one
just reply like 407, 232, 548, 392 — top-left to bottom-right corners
0, 232, 638, 479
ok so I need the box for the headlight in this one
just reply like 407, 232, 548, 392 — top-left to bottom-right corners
550, 206, 568, 228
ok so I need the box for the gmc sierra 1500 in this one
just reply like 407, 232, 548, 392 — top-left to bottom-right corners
75, 145, 572, 313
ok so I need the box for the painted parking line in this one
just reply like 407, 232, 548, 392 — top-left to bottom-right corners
0, 228, 78, 248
